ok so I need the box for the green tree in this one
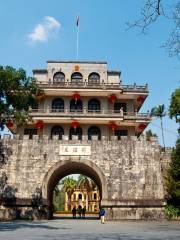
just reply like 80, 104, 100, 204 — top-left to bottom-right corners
62, 177, 77, 211
145, 129, 157, 141
169, 87, 180, 133
166, 139, 180, 208
77, 175, 96, 210
151, 104, 166, 148
0, 66, 40, 129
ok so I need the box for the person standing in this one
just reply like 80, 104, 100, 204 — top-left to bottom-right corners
82, 207, 86, 218
99, 207, 105, 224
72, 206, 76, 219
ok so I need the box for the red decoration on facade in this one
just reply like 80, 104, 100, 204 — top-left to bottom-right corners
72, 93, 81, 102
35, 120, 44, 129
108, 122, 118, 131
74, 65, 80, 71
71, 121, 80, 129
138, 123, 147, 130
137, 96, 145, 103
6, 120, 13, 128
109, 94, 117, 103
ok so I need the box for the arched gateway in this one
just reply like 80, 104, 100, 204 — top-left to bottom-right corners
42, 159, 108, 208
0, 61, 171, 220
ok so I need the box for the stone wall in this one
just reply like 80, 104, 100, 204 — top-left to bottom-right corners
0, 135, 171, 220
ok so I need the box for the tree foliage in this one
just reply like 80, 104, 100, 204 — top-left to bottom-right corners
166, 138, 180, 208
127, 0, 180, 59
61, 177, 77, 211
77, 175, 96, 191
145, 129, 157, 140
0, 66, 40, 129
169, 87, 180, 125
151, 104, 166, 147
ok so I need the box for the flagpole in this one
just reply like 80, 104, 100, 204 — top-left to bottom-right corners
76, 25, 79, 60
76, 16, 79, 60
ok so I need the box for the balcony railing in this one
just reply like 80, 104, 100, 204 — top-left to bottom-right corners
37, 81, 148, 92
29, 108, 151, 119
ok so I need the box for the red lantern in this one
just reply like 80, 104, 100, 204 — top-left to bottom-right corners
72, 93, 81, 102
109, 94, 117, 104
108, 122, 118, 131
138, 123, 147, 130
36, 120, 44, 129
6, 120, 13, 128
35, 93, 45, 100
137, 96, 145, 103
71, 121, 80, 130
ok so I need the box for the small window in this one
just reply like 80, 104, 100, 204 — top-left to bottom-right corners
31, 102, 38, 112
88, 72, 100, 85
88, 99, 101, 112
88, 126, 101, 140
52, 98, 64, 112
53, 72, 65, 84
78, 194, 82, 200
24, 128, 37, 139
115, 130, 128, 140
71, 72, 83, 84
69, 127, 82, 140
70, 99, 83, 112
94, 193, 97, 200
114, 102, 127, 113
51, 126, 64, 140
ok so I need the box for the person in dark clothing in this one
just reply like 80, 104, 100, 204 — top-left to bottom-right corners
72, 206, 76, 219
99, 207, 105, 224
77, 205, 82, 218
82, 207, 86, 218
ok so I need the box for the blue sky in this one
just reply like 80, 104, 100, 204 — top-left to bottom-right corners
0, 0, 179, 146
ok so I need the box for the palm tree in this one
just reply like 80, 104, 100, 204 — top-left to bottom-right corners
77, 175, 96, 211
151, 104, 166, 148
62, 177, 77, 211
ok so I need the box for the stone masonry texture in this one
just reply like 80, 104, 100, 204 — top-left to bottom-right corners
0, 135, 171, 220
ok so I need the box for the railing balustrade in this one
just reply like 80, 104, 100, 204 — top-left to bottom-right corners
29, 108, 150, 118
37, 80, 148, 92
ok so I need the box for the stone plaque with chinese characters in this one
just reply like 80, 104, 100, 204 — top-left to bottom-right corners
59, 145, 91, 156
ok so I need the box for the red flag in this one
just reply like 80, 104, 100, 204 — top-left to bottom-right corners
76, 16, 80, 27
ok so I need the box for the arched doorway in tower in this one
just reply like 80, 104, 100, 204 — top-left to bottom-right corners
42, 160, 107, 219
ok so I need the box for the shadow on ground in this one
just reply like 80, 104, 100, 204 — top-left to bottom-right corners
0, 221, 68, 232
53, 215, 99, 220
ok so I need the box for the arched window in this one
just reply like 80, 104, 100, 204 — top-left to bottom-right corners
88, 126, 101, 140
51, 126, 64, 140
70, 99, 83, 112
88, 72, 100, 85
24, 128, 37, 140
114, 102, 127, 113
31, 102, 38, 112
53, 72, 65, 84
115, 130, 128, 140
71, 72, 83, 84
88, 98, 101, 112
52, 98, 64, 112
69, 127, 82, 140
94, 193, 97, 200
78, 194, 82, 200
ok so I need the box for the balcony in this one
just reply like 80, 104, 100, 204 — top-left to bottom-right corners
29, 108, 151, 121
37, 81, 148, 93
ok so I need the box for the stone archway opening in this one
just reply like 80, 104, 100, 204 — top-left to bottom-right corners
42, 159, 108, 219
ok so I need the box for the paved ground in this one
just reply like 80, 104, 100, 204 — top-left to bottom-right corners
0, 219, 180, 240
